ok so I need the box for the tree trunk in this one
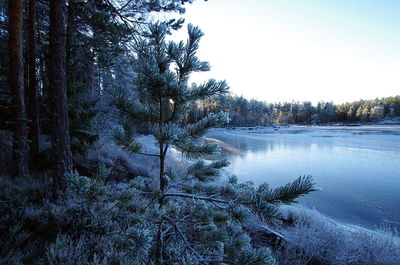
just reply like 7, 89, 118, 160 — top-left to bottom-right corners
159, 150, 166, 205
9, 0, 29, 177
49, 0, 72, 186
158, 97, 167, 205
154, 223, 163, 265
27, 0, 39, 160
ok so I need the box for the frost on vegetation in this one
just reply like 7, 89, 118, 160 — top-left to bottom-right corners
275, 205, 400, 265
0, 168, 316, 264
75, 135, 188, 182
75, 136, 155, 180
0, 169, 159, 264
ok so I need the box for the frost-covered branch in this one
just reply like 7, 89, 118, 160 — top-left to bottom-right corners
162, 193, 229, 204
188, 79, 229, 100
137, 152, 160, 157
162, 215, 208, 264
110, 87, 158, 123
185, 112, 228, 138
112, 124, 141, 153
174, 141, 219, 158
266, 175, 316, 205
186, 159, 229, 181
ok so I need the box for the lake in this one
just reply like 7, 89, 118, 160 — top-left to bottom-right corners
206, 125, 400, 230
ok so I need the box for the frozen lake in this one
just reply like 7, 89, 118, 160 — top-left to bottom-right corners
206, 125, 400, 230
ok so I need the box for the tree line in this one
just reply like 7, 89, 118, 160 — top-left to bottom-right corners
188, 95, 400, 126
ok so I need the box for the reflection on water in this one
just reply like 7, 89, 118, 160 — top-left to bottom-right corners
207, 128, 400, 230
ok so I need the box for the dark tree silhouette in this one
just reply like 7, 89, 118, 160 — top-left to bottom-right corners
49, 0, 72, 185
27, 0, 39, 159
8, 0, 28, 177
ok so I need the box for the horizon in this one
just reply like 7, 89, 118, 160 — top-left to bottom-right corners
224, 92, 400, 106
169, 0, 400, 105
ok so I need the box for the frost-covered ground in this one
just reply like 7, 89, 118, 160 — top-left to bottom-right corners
274, 205, 400, 264
78, 134, 191, 185
85, 130, 400, 264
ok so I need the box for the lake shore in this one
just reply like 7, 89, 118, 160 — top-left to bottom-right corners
203, 126, 400, 263
222, 121, 400, 137
206, 125, 400, 230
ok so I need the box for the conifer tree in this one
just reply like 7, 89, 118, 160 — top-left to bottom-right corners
113, 22, 315, 264
49, 0, 73, 185
27, 0, 39, 160
113, 22, 229, 198
8, 0, 29, 177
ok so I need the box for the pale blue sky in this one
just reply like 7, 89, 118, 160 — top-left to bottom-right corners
171, 0, 400, 104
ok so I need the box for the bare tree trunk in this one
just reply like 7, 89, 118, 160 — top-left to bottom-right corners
155, 98, 166, 264
28, 0, 39, 159
9, 0, 29, 177
38, 29, 46, 96
49, 0, 72, 186
154, 222, 163, 265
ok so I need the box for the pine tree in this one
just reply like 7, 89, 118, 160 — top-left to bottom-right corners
112, 22, 315, 264
113, 22, 228, 202
27, 0, 40, 160
8, 0, 29, 177
49, 0, 73, 185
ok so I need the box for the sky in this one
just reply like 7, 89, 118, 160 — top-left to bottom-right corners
169, 0, 400, 104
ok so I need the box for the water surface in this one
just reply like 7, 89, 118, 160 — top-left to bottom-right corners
207, 126, 400, 229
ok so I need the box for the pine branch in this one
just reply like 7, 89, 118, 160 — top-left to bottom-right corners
174, 141, 219, 158
188, 79, 229, 101
266, 175, 316, 205
185, 112, 228, 138
253, 202, 281, 223
110, 87, 158, 123
152, 123, 181, 145
186, 24, 204, 57
210, 159, 230, 169
161, 215, 208, 265
112, 125, 142, 153
167, 25, 210, 82
162, 193, 229, 204
137, 152, 160, 157
186, 159, 229, 181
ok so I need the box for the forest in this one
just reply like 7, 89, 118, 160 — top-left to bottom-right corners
190, 95, 400, 126
1, 0, 399, 264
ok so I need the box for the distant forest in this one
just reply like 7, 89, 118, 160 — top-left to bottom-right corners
188, 95, 400, 126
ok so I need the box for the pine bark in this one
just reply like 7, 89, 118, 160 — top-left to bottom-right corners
28, 0, 39, 159
9, 0, 29, 177
49, 0, 72, 185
